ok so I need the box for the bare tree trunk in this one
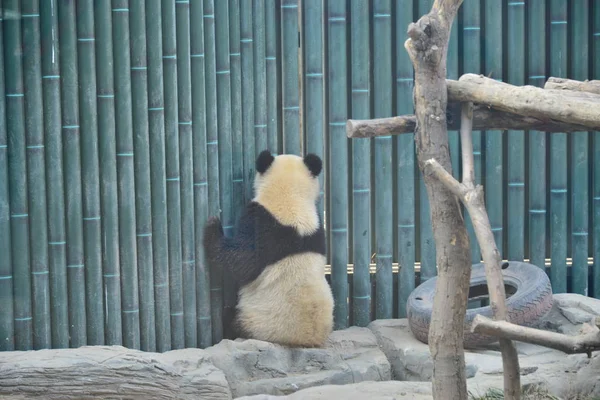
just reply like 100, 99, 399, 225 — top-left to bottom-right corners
404, 1, 472, 398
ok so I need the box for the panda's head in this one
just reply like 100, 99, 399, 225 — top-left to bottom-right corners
253, 150, 322, 207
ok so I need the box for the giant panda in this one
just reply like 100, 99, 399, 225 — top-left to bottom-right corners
203, 150, 334, 348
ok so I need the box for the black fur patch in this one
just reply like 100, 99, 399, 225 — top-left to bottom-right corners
256, 150, 275, 174
303, 153, 322, 177
203, 201, 326, 289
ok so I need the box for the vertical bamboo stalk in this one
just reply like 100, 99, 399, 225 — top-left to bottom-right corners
593, 0, 600, 298
215, 0, 236, 341
302, 0, 324, 222
483, 1, 504, 258
461, 0, 482, 264
569, 1, 589, 296
228, 0, 244, 341
5, 0, 32, 350
95, 0, 123, 346
253, 0, 268, 154
190, 0, 212, 348
41, 0, 69, 349
549, 0, 568, 293
161, 0, 185, 350
282, 0, 300, 154
349, 0, 371, 326
203, 0, 222, 343
265, 0, 279, 152
527, 0, 547, 272
506, 0, 525, 262
176, 0, 197, 348
240, 0, 256, 204
112, 0, 140, 350
130, 0, 156, 353
417, 0, 435, 282
229, 0, 244, 221
396, 0, 415, 319
22, 0, 51, 350
58, 0, 87, 348
145, 0, 172, 352
373, 0, 393, 320
0, 2, 14, 352
76, 0, 105, 346
327, 0, 349, 329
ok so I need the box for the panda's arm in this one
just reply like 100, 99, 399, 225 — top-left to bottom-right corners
202, 205, 260, 287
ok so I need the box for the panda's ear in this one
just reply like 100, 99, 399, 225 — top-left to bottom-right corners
256, 150, 275, 174
303, 153, 322, 177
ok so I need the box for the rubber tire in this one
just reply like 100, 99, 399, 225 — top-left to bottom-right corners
406, 261, 553, 348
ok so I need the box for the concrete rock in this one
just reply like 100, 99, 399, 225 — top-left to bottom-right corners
367, 319, 479, 381
235, 380, 434, 400
0, 345, 232, 400
205, 326, 391, 398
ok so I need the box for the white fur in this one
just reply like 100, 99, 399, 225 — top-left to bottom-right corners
237, 253, 334, 347
236, 153, 334, 347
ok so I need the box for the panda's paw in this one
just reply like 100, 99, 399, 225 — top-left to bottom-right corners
204, 216, 224, 243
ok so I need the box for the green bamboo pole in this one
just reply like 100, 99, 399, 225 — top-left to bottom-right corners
327, 0, 349, 329
240, 0, 256, 204
190, 0, 213, 348
527, 0, 547, 271
483, 0, 503, 258
145, 0, 172, 352
265, 0, 279, 152
58, 0, 87, 348
0, 3, 15, 352
349, 0, 371, 326
373, 0, 393, 321
569, 1, 589, 295
5, 0, 32, 350
253, 0, 268, 154
549, 0, 568, 293
593, 0, 600, 298
203, 0, 223, 343
130, 0, 156, 352
41, 0, 69, 349
175, 0, 197, 348
22, 0, 51, 350
506, 0, 525, 262
461, 0, 482, 264
161, 0, 184, 350
95, 0, 122, 346
396, 0, 415, 319
215, 0, 236, 341
77, 0, 104, 346
112, 0, 140, 350
302, 0, 324, 222
417, 0, 435, 282
229, 0, 244, 220
282, 0, 300, 155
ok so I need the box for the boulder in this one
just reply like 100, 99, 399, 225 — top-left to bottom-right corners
204, 326, 391, 398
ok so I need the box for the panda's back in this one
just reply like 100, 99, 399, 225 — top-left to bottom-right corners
236, 251, 334, 348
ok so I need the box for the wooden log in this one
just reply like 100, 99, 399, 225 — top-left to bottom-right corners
448, 74, 600, 131
423, 102, 521, 400
403, 0, 474, 398
346, 102, 591, 138
0, 345, 232, 399
544, 77, 600, 95
471, 315, 600, 356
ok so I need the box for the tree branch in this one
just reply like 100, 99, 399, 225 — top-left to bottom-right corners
544, 77, 600, 95
471, 315, 600, 356
346, 101, 592, 139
